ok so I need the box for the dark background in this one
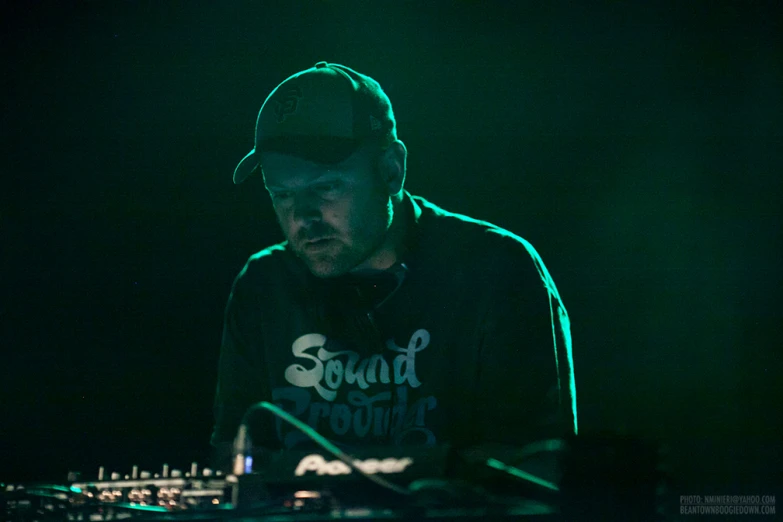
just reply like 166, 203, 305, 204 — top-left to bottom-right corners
2, 0, 780, 497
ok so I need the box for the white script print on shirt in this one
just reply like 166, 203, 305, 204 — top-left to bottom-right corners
285, 329, 430, 401
271, 329, 438, 448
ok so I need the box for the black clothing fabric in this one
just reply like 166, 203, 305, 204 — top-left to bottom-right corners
211, 191, 577, 459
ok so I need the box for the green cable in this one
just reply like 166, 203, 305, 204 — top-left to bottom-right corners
485, 458, 559, 492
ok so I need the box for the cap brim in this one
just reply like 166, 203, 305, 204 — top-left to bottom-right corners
233, 138, 366, 184
260, 137, 363, 165
233, 149, 258, 184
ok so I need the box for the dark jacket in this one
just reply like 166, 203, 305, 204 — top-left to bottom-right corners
211, 192, 577, 463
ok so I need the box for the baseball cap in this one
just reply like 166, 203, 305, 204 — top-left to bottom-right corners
233, 61, 397, 184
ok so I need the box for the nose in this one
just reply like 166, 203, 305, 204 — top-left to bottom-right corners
291, 189, 322, 226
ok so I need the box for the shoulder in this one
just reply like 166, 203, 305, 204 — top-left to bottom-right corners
413, 194, 526, 250
229, 241, 298, 301
245, 242, 290, 273
412, 195, 556, 291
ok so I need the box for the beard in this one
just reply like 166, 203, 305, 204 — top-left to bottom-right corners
292, 198, 393, 279
298, 241, 361, 278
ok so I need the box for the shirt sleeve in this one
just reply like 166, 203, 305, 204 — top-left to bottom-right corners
474, 236, 577, 447
210, 272, 270, 466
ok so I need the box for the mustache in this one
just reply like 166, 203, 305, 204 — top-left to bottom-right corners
297, 222, 337, 242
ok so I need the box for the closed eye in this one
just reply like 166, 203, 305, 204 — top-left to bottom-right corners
269, 180, 341, 202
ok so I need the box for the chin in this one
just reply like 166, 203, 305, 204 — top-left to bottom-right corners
307, 264, 351, 279
297, 244, 374, 279
301, 254, 353, 279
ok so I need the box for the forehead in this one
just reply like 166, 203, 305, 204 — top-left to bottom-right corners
261, 143, 376, 188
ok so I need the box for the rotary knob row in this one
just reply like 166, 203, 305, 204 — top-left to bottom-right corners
95, 463, 219, 480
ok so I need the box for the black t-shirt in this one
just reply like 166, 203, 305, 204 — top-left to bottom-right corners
210, 192, 577, 459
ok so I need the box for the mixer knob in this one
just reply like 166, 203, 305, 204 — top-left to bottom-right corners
190, 462, 198, 476
140, 471, 151, 479
98, 467, 105, 481
171, 469, 182, 478
202, 468, 212, 477
132, 465, 139, 479
110, 472, 120, 480
162, 464, 169, 478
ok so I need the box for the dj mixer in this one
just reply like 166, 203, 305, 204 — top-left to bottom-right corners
2, 434, 667, 522
4, 402, 670, 521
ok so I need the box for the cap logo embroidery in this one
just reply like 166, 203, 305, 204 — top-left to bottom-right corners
274, 85, 303, 123
369, 114, 382, 132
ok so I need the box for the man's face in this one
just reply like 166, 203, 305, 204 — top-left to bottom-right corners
261, 144, 392, 278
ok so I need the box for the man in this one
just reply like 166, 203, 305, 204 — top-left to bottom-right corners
211, 62, 577, 467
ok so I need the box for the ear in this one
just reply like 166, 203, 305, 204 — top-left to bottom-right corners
379, 140, 407, 197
